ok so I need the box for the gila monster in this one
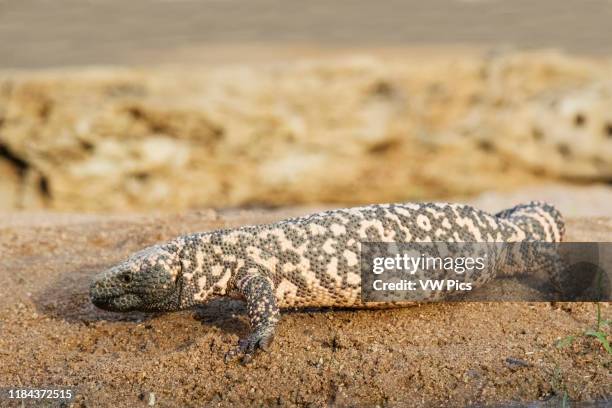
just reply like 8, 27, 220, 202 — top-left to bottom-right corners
90, 201, 565, 363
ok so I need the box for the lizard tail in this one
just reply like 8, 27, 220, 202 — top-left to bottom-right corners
495, 201, 565, 242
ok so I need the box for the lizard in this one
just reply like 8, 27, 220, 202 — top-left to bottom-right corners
89, 201, 565, 363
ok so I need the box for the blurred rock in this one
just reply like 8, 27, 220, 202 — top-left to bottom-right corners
0, 51, 611, 211
456, 79, 612, 178
0, 159, 19, 210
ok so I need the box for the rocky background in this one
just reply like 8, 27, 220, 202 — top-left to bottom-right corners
1, 51, 611, 212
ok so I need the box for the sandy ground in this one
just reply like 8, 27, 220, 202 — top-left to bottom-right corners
0, 204, 610, 407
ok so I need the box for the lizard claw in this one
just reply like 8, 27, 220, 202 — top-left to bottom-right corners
224, 331, 275, 364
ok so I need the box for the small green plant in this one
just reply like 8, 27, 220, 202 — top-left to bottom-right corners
556, 303, 611, 356
550, 366, 570, 407
560, 391, 570, 408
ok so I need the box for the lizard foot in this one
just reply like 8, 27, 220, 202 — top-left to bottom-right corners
224, 329, 275, 364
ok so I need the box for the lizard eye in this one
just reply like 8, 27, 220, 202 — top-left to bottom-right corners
120, 273, 132, 283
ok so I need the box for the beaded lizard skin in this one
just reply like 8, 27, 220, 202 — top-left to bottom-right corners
90, 201, 565, 363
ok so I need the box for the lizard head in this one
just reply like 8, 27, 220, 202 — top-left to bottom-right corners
90, 243, 184, 312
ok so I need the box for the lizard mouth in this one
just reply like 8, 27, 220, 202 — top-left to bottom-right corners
91, 293, 142, 312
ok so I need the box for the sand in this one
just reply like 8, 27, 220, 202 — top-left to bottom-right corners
0, 207, 610, 407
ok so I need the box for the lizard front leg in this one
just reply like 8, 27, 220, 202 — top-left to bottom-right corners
225, 272, 279, 364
